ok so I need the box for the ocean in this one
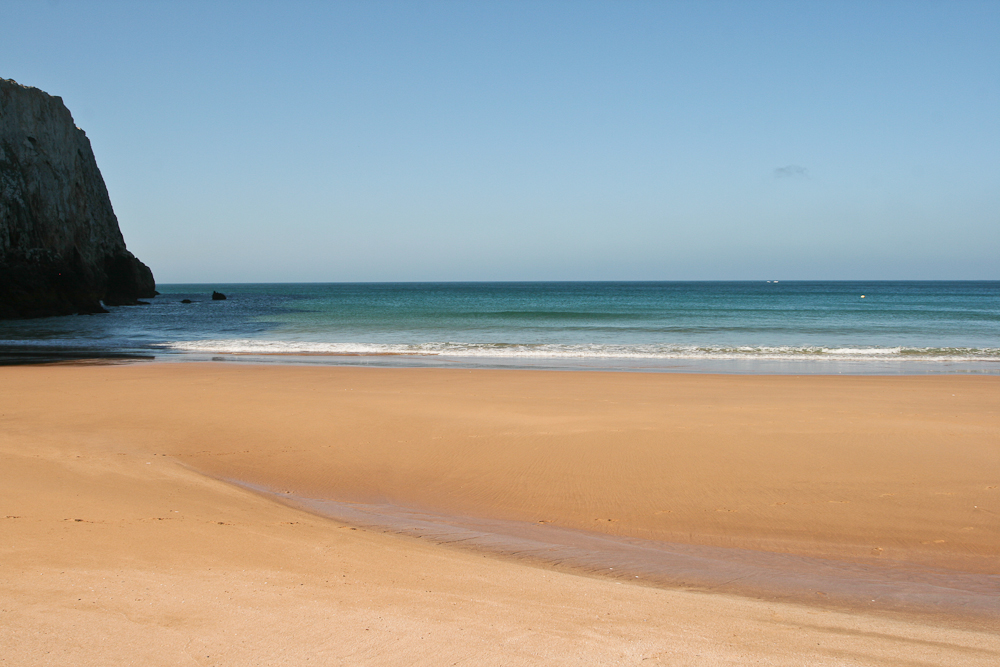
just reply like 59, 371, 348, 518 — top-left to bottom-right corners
1, 281, 997, 373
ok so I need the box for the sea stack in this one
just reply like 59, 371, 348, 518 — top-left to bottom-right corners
0, 78, 155, 319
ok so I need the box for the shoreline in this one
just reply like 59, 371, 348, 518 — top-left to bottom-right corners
3, 343, 999, 376
3, 362, 998, 663
156, 351, 1000, 376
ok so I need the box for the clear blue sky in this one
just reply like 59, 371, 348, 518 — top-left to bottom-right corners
4, 1, 998, 282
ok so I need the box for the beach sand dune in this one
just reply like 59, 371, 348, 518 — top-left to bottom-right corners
2, 363, 998, 665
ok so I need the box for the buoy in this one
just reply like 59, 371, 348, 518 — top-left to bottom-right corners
861, 295, 865, 298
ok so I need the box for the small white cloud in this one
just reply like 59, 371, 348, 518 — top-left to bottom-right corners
773, 165, 809, 179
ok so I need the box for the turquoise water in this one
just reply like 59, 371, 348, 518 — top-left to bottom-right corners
1, 281, 998, 373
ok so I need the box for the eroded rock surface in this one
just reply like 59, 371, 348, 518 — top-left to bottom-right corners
1, 78, 155, 318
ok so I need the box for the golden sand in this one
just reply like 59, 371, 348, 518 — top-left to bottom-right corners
1, 363, 997, 665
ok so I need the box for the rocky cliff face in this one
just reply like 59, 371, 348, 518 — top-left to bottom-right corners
1, 78, 155, 318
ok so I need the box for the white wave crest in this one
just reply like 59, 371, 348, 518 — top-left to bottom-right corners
156, 339, 1000, 362
822, 347, 902, 355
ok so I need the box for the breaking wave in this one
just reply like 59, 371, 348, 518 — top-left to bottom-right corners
158, 339, 1000, 362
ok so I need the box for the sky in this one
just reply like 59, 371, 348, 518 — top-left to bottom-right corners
3, 0, 998, 282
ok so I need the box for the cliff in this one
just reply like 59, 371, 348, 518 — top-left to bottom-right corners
0, 78, 155, 319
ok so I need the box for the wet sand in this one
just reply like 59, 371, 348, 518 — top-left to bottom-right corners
254, 492, 999, 622
2, 363, 998, 664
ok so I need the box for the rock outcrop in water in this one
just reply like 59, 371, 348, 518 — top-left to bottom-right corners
0, 78, 155, 319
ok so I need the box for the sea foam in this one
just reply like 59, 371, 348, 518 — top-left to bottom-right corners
158, 339, 1000, 362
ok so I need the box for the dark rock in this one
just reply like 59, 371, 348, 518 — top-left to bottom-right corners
1, 78, 156, 319
211, 291, 226, 301
180, 299, 192, 304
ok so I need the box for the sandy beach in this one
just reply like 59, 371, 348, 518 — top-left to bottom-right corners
2, 362, 998, 665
